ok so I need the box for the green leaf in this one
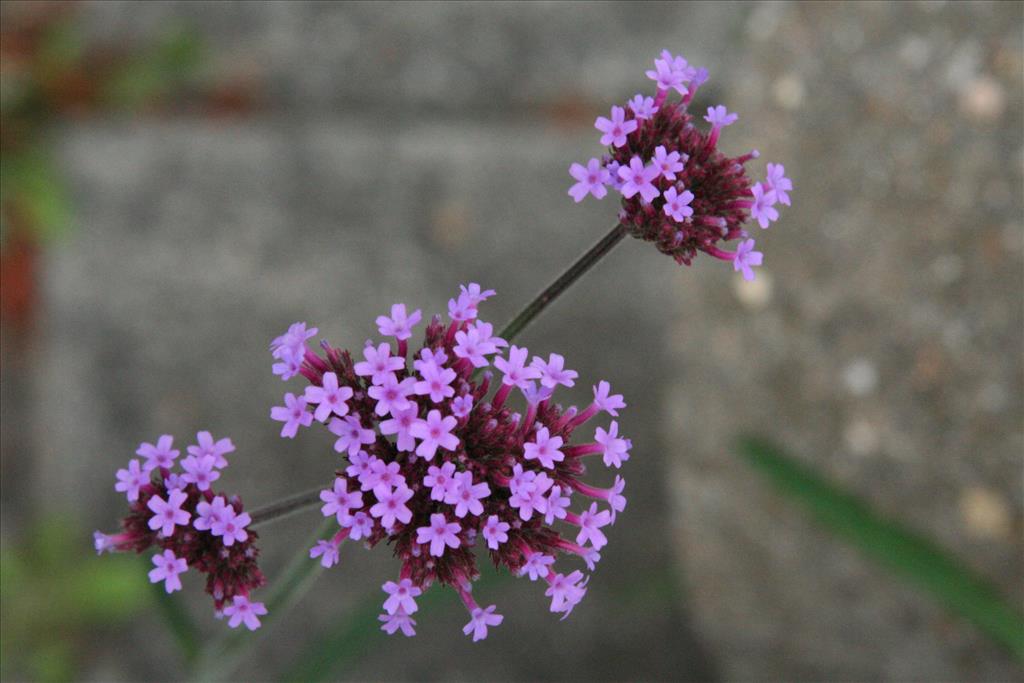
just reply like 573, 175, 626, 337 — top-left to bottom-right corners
103, 26, 203, 110
736, 436, 1024, 661
192, 518, 336, 682
0, 148, 72, 243
148, 567, 201, 665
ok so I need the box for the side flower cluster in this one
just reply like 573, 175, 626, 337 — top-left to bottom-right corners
94, 432, 267, 630
569, 49, 793, 281
270, 284, 630, 641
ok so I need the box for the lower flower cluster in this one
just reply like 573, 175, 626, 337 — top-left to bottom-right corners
271, 284, 629, 641
94, 433, 267, 630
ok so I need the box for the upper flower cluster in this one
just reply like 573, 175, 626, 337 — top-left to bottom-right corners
270, 284, 629, 641
569, 50, 793, 281
94, 432, 267, 630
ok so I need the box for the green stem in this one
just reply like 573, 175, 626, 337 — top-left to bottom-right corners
249, 487, 322, 528
192, 518, 336, 682
498, 223, 626, 343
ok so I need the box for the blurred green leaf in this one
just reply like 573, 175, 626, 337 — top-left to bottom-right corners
282, 564, 510, 682
193, 518, 336, 682
104, 26, 203, 109
0, 148, 72, 243
149, 567, 202, 665
736, 436, 1024, 661
0, 516, 149, 681
37, 17, 85, 75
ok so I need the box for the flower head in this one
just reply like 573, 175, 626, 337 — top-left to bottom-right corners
97, 433, 267, 627
570, 51, 789, 274
269, 286, 631, 638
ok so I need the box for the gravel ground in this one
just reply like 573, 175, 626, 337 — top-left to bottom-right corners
1, 2, 1021, 681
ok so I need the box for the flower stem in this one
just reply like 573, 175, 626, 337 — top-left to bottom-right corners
249, 487, 323, 528
498, 223, 626, 343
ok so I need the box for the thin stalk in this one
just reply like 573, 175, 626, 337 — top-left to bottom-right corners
249, 487, 323, 528
498, 223, 626, 343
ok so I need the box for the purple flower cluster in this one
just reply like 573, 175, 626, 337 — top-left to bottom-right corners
270, 284, 630, 641
94, 433, 267, 630
569, 50, 793, 281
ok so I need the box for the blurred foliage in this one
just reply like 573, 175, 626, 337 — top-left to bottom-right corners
0, 6, 203, 247
736, 437, 1024, 662
0, 516, 149, 682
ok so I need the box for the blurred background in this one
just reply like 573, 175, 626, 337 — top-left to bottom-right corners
1, 1, 1021, 681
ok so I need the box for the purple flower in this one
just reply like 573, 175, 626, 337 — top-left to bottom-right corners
270, 322, 317, 360
354, 343, 405, 385
608, 476, 627, 521
594, 421, 632, 468
575, 502, 612, 550
662, 186, 695, 222
379, 607, 416, 637
328, 415, 376, 456
733, 238, 764, 281
379, 405, 418, 452
628, 94, 658, 120
115, 459, 147, 502
363, 458, 405, 493
660, 49, 696, 84
343, 511, 374, 540
369, 484, 414, 528
617, 157, 660, 203
211, 506, 251, 547
519, 552, 555, 581
416, 513, 461, 557
147, 490, 191, 537
531, 353, 578, 389
765, 162, 792, 206
544, 485, 571, 525
409, 410, 459, 461
414, 362, 457, 404
187, 431, 235, 469
223, 595, 267, 631
493, 345, 541, 389
568, 158, 610, 203
305, 372, 354, 422
652, 145, 686, 181
545, 570, 587, 617
148, 549, 188, 593
594, 105, 638, 148
704, 105, 738, 128
376, 304, 422, 341
180, 454, 221, 492
451, 394, 474, 419
523, 427, 565, 469
310, 540, 340, 568
270, 392, 314, 438
345, 450, 374, 481
463, 605, 503, 642
645, 58, 685, 93
448, 291, 478, 322
424, 462, 458, 502
320, 477, 364, 524
367, 373, 416, 417
509, 470, 553, 521
382, 578, 422, 615
136, 435, 179, 473
194, 495, 228, 532
459, 283, 496, 308
446, 471, 490, 518
749, 183, 779, 229
593, 381, 626, 416
481, 515, 510, 550
454, 321, 506, 368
